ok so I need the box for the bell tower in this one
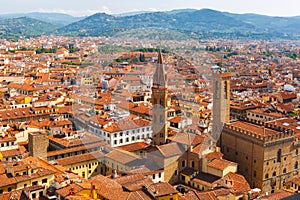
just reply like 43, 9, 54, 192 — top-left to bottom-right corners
211, 65, 231, 141
151, 51, 168, 145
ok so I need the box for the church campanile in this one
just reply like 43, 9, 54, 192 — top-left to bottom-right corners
151, 51, 168, 145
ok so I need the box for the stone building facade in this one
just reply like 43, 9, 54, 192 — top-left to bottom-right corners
220, 119, 299, 194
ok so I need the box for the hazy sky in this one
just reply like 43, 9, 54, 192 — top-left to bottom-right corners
0, 0, 300, 17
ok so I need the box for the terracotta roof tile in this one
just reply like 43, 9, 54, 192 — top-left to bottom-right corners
207, 159, 237, 171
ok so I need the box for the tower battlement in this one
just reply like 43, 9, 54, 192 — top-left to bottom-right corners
224, 121, 294, 144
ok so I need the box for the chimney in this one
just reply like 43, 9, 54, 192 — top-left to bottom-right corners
91, 184, 97, 199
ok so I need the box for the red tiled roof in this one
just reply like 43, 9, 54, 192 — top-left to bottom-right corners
117, 142, 150, 152
207, 159, 237, 171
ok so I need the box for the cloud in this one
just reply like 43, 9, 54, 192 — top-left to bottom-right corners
34, 6, 112, 16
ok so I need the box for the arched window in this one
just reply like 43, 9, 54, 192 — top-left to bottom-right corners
272, 171, 276, 177
295, 162, 298, 169
265, 173, 269, 179
191, 161, 195, 168
283, 168, 286, 174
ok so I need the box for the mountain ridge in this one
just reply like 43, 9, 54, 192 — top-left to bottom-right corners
1, 9, 300, 40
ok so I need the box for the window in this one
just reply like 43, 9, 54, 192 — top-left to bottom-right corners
153, 174, 155, 179
283, 168, 286, 173
42, 178, 47, 184
296, 149, 299, 155
119, 139, 123, 144
265, 173, 269, 179
181, 160, 186, 168
0, 190, 3, 194
32, 193, 36, 199
254, 171, 256, 178
39, 191, 43, 197
8, 188, 12, 192
126, 138, 129, 142
82, 172, 85, 178
295, 162, 298, 169
32, 181, 38, 186
272, 171, 276, 177
277, 149, 282, 163
114, 140, 117, 145
191, 161, 195, 168
158, 172, 161, 178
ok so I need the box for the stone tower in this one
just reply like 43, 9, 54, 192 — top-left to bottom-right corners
211, 65, 231, 141
151, 51, 168, 145
28, 132, 49, 159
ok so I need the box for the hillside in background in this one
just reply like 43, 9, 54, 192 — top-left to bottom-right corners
0, 12, 83, 26
57, 9, 300, 39
0, 17, 57, 40
0, 9, 300, 40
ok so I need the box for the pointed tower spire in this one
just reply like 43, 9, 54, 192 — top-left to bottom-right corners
158, 50, 163, 64
153, 51, 167, 88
